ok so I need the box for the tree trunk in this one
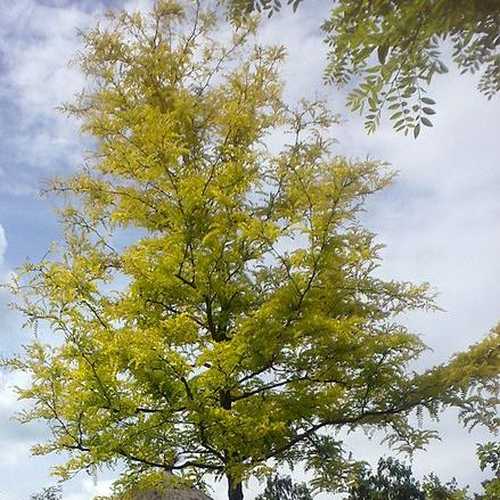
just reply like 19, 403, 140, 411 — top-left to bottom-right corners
227, 476, 244, 500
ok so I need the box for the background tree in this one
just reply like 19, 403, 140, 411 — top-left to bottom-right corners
255, 453, 500, 499
4, 2, 499, 500
30, 486, 62, 500
476, 441, 500, 499
346, 457, 425, 500
227, 0, 500, 136
255, 474, 313, 500
346, 458, 472, 499
421, 474, 469, 500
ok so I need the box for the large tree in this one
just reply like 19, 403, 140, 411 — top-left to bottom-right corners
228, 0, 500, 136
4, 2, 499, 500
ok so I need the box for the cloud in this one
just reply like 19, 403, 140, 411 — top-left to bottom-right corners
64, 478, 113, 500
0, 371, 48, 458
0, 0, 97, 195
0, 224, 14, 346
0, 224, 6, 266
0, 368, 55, 500
332, 67, 500, 361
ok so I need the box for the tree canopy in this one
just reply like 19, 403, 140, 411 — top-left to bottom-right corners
30, 486, 62, 500
227, 0, 500, 136
476, 441, 500, 499
4, 2, 499, 500
255, 474, 313, 500
347, 457, 426, 499
347, 457, 473, 500
256, 457, 473, 499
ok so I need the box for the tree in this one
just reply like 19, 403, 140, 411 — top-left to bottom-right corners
476, 441, 500, 499
30, 486, 62, 500
4, 2, 499, 500
227, 0, 500, 136
347, 457, 425, 499
255, 455, 493, 499
256, 474, 313, 500
422, 474, 469, 500
345, 457, 470, 499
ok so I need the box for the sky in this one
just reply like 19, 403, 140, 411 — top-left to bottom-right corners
0, 1, 499, 499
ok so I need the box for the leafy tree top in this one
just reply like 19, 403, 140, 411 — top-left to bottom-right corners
476, 441, 500, 499
347, 458, 471, 500
347, 457, 425, 500
256, 474, 313, 500
3, 2, 499, 500
30, 486, 62, 500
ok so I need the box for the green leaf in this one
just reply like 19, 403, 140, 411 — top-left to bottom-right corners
422, 107, 436, 115
377, 45, 389, 64
414, 123, 421, 138
421, 97, 436, 105
292, 0, 302, 13
437, 61, 449, 73
421, 117, 433, 127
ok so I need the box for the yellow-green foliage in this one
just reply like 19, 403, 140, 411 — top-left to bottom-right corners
5, 2, 499, 498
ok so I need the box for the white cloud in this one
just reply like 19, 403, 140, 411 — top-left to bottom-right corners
332, 68, 500, 362
0, 370, 45, 477
0, 224, 6, 266
64, 478, 113, 500
0, 0, 97, 189
0, 224, 12, 325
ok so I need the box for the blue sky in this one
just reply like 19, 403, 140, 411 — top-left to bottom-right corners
0, 1, 499, 498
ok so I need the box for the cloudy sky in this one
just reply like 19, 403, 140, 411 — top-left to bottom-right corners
0, 1, 499, 499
